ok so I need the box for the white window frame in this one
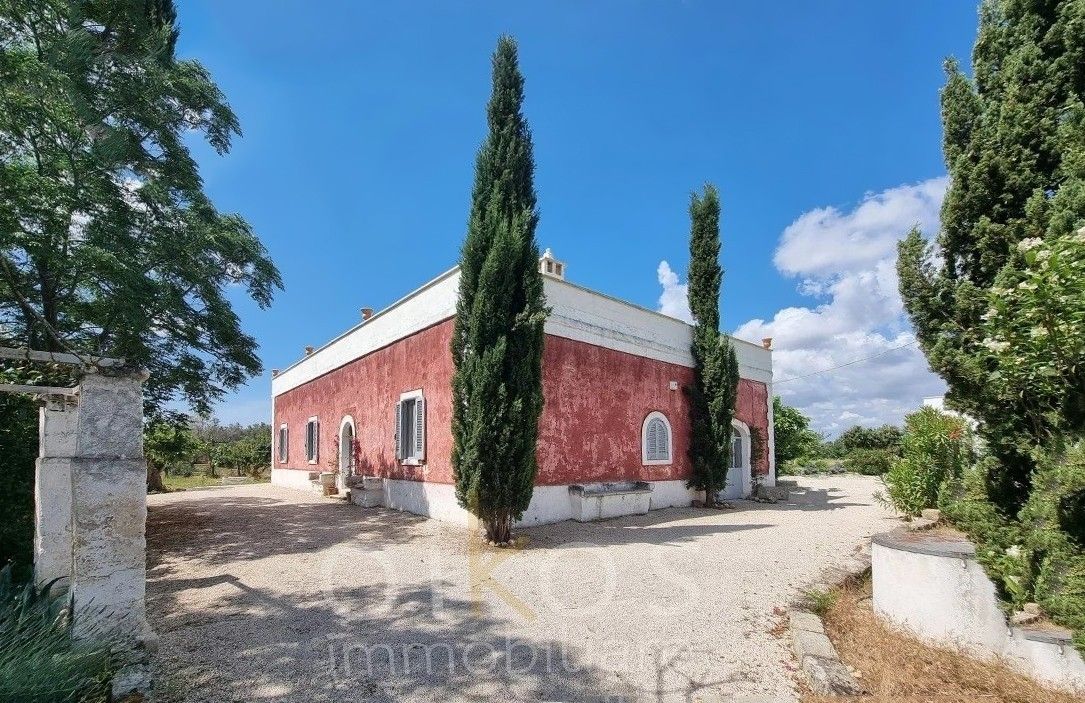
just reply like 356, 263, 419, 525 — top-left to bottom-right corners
305, 416, 319, 464
395, 389, 426, 465
277, 424, 288, 464
641, 411, 673, 465
731, 419, 751, 470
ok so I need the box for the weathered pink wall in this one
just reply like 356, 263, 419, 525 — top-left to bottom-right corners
537, 335, 770, 485
274, 324, 771, 486
274, 319, 456, 483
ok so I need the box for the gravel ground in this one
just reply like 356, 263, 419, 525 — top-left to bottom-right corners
147, 475, 895, 703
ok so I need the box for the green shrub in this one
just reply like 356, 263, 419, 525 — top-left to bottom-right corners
0, 565, 114, 702
1019, 442, 1085, 653
844, 448, 894, 476
879, 407, 972, 516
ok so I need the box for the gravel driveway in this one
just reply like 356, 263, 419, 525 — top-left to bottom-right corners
147, 475, 894, 703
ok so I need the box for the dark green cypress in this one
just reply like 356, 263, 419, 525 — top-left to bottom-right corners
897, 0, 1085, 515
686, 185, 740, 506
450, 37, 547, 544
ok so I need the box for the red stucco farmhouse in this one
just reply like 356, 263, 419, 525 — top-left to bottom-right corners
271, 250, 776, 526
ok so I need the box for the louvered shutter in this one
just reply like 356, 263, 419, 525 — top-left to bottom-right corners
658, 420, 669, 460
646, 420, 658, 460
394, 401, 403, 460
414, 397, 426, 461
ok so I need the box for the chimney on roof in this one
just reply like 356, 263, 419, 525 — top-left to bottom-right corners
271, 369, 281, 377
361, 307, 374, 321
539, 248, 566, 281
304, 346, 314, 356
762, 337, 773, 350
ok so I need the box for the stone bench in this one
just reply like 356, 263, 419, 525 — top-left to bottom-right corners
568, 481, 652, 522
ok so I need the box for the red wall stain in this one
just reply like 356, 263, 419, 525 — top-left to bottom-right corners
274, 323, 771, 486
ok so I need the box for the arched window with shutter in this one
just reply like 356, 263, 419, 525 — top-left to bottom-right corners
641, 411, 673, 465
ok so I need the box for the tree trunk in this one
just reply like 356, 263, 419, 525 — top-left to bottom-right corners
485, 512, 512, 545
147, 463, 166, 493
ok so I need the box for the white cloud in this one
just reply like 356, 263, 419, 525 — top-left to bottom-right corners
657, 260, 693, 323
774, 177, 947, 277
656, 177, 949, 436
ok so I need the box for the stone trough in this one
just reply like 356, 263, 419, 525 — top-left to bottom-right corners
568, 480, 653, 522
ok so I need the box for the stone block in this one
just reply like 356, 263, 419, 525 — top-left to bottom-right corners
792, 628, 838, 661
801, 655, 864, 696
75, 374, 145, 458
789, 610, 826, 635
756, 484, 790, 503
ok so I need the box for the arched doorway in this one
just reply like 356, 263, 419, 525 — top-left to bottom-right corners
338, 416, 355, 491
721, 419, 752, 500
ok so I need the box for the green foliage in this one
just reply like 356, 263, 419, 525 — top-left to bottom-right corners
451, 37, 547, 543
844, 448, 894, 476
897, 1, 1085, 515
1019, 442, 1085, 652
982, 231, 1085, 437
802, 587, 837, 617
685, 185, 740, 505
145, 418, 270, 490
0, 373, 37, 578
833, 424, 903, 455
781, 457, 845, 476
0, 0, 281, 418
879, 407, 972, 517
772, 396, 821, 464
0, 565, 114, 702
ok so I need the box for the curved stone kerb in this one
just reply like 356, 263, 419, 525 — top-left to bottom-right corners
872, 528, 976, 559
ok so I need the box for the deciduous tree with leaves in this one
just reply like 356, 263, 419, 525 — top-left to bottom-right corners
0, 0, 281, 418
450, 37, 547, 544
685, 185, 739, 506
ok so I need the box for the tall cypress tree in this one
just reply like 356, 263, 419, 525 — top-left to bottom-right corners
451, 37, 547, 544
686, 185, 740, 506
897, 0, 1085, 515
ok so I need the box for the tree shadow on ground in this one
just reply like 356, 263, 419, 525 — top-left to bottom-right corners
149, 573, 635, 703
146, 493, 428, 576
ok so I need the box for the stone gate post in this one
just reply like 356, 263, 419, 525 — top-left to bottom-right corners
32, 366, 155, 698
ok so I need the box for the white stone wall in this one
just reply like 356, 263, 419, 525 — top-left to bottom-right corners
873, 534, 1085, 694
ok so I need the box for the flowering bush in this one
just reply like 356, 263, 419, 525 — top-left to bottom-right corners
982, 231, 1085, 436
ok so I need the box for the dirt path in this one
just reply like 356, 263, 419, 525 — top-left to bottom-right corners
147, 475, 895, 702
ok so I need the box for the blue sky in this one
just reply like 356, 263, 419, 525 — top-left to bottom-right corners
177, 1, 978, 434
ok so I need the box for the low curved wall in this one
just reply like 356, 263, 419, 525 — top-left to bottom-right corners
872, 529, 1085, 694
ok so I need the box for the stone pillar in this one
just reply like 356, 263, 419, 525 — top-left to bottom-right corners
71, 370, 156, 697
34, 394, 79, 589
31, 367, 154, 697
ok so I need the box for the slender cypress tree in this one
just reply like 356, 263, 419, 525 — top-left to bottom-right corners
897, 0, 1085, 515
686, 185, 740, 506
451, 37, 547, 544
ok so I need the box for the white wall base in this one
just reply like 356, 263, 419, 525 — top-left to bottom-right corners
273, 473, 710, 528
873, 531, 1085, 694
271, 467, 317, 491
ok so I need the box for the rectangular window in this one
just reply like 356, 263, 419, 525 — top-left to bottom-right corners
395, 390, 426, 464
278, 425, 288, 463
305, 417, 319, 463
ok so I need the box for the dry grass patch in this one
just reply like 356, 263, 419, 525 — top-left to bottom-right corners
802, 577, 1081, 703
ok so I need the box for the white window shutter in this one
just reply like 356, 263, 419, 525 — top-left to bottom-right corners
394, 401, 403, 460
313, 419, 319, 462
659, 422, 669, 459
646, 420, 657, 460
415, 397, 426, 461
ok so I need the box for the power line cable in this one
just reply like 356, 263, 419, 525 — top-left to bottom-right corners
773, 340, 919, 385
